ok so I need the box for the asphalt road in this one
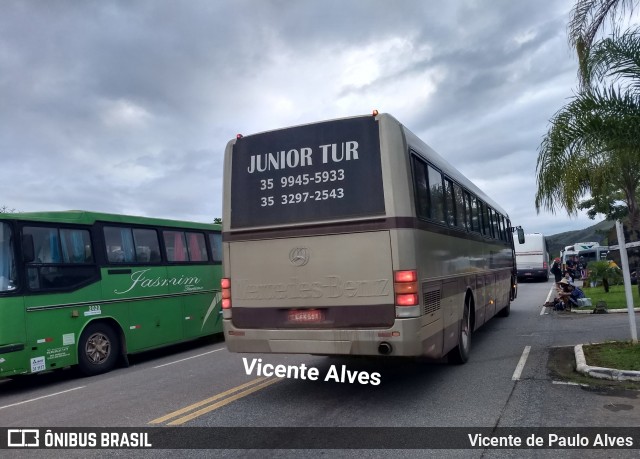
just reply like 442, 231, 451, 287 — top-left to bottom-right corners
1, 280, 639, 458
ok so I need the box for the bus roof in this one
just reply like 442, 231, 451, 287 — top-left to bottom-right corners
0, 210, 220, 231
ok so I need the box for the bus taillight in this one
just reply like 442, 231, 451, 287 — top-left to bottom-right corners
396, 293, 419, 306
221, 278, 232, 309
394, 270, 417, 283
394, 270, 420, 317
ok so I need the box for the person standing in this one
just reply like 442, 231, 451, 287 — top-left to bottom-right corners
566, 255, 578, 280
550, 257, 562, 282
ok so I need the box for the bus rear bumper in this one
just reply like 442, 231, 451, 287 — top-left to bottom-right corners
516, 269, 548, 280
223, 318, 443, 358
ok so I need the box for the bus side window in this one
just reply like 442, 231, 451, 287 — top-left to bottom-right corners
426, 164, 445, 224
412, 156, 429, 220
453, 183, 467, 230
209, 233, 222, 263
164, 231, 189, 262
500, 216, 507, 241
133, 228, 160, 264
471, 196, 480, 233
463, 191, 473, 232
104, 227, 136, 264
0, 223, 17, 291
24, 226, 97, 291
489, 208, 499, 240
61, 228, 92, 263
444, 179, 456, 227
481, 202, 491, 236
23, 227, 59, 263
186, 232, 208, 262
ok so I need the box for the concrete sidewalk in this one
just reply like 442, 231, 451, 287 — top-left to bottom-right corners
570, 305, 640, 382
543, 282, 639, 383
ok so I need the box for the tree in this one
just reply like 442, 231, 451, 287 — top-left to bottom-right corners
568, 0, 638, 87
586, 28, 640, 92
0, 205, 15, 213
536, 29, 640, 240
535, 84, 640, 233
213, 218, 222, 225
578, 190, 630, 221
587, 260, 622, 292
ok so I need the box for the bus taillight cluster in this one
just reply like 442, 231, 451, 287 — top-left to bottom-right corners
394, 270, 418, 307
221, 278, 232, 309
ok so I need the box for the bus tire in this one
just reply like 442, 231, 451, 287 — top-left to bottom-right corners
497, 302, 510, 317
78, 322, 120, 376
448, 304, 471, 365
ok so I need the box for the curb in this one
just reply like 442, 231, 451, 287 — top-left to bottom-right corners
574, 344, 640, 382
570, 307, 640, 314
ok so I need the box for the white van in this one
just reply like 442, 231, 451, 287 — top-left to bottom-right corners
514, 233, 549, 282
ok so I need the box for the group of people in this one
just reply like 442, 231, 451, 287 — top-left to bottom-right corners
547, 257, 586, 311
551, 255, 584, 282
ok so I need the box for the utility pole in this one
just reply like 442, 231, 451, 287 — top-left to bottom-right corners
612, 221, 638, 343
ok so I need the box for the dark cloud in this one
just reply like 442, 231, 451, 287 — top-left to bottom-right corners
0, 0, 614, 234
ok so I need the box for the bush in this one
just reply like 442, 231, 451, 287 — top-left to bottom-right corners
587, 260, 622, 292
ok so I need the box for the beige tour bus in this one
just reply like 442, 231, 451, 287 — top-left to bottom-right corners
221, 112, 523, 363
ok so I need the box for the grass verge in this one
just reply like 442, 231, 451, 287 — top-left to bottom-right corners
547, 347, 640, 391
578, 284, 640, 310
582, 341, 640, 371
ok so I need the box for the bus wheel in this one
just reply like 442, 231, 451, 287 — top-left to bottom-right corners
448, 304, 471, 365
78, 322, 120, 376
497, 301, 511, 317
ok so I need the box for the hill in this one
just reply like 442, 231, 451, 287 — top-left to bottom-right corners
545, 220, 615, 259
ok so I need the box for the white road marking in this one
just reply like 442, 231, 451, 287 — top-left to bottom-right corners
0, 386, 86, 411
153, 347, 224, 369
541, 286, 555, 315
512, 345, 531, 381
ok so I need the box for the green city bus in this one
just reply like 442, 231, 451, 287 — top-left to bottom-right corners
0, 210, 223, 378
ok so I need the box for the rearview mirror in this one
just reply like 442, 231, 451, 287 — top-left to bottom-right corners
517, 227, 525, 244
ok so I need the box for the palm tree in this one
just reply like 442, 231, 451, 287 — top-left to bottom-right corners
568, 0, 638, 87
586, 28, 640, 92
535, 30, 640, 239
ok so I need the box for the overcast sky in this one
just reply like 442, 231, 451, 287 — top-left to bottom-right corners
1, 0, 634, 235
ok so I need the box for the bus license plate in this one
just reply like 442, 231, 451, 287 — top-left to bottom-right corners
288, 309, 324, 323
